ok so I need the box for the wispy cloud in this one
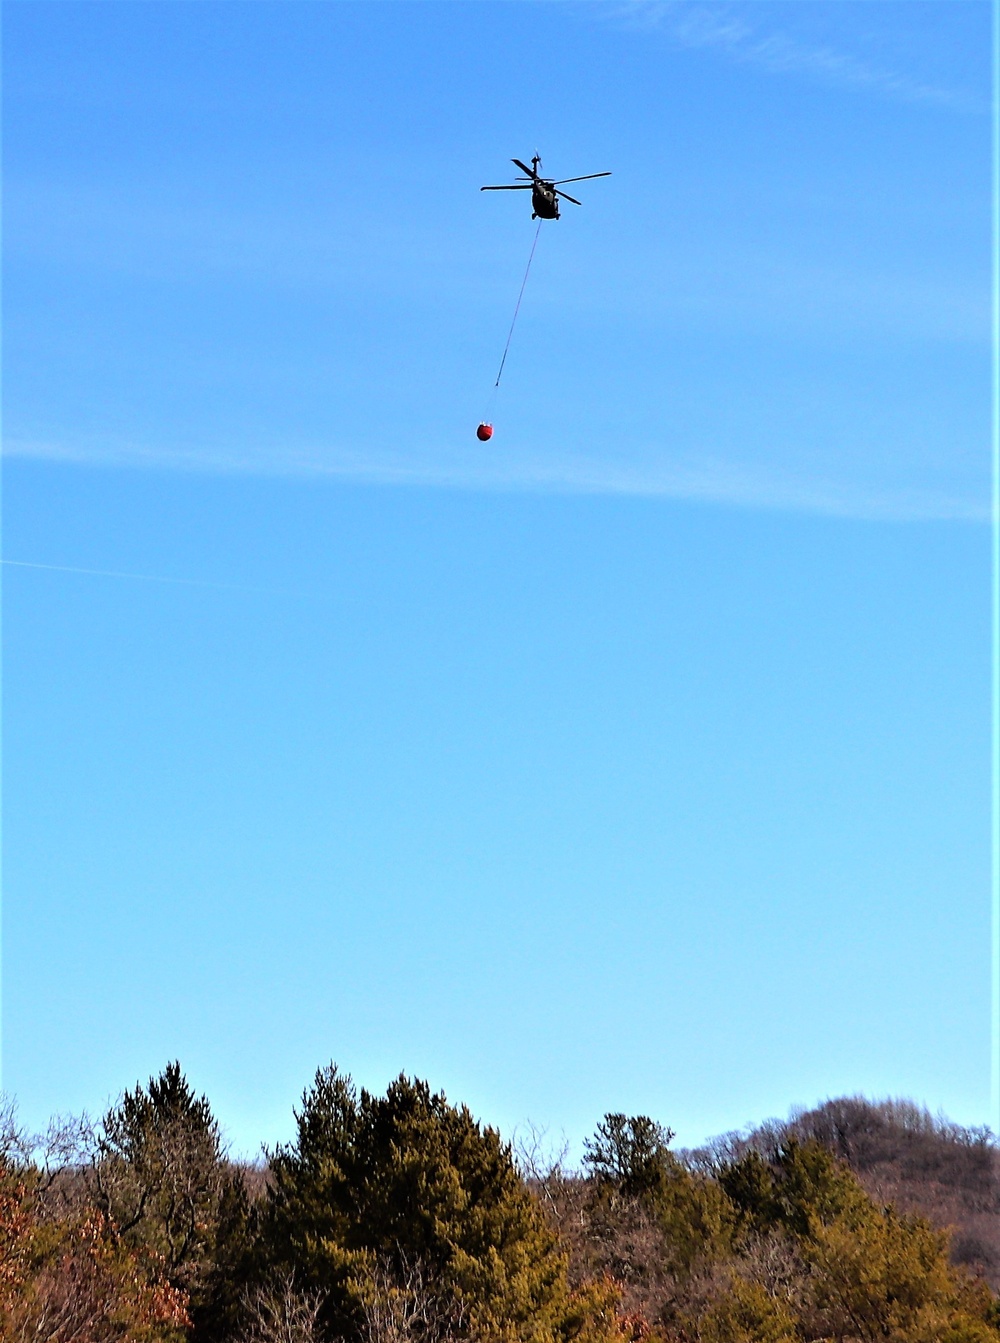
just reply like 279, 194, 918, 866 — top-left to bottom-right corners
3, 434, 986, 525
595, 2, 985, 113
0, 558, 294, 596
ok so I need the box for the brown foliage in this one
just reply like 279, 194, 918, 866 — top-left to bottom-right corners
3, 1085, 1000, 1343
691, 1098, 1000, 1289
0, 1159, 190, 1342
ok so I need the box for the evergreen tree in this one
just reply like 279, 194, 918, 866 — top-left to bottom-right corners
189, 1163, 260, 1342
802, 1202, 1000, 1342
713, 1141, 1000, 1342
95, 1061, 227, 1309
259, 1066, 595, 1343
696, 1280, 800, 1343
718, 1141, 867, 1241
583, 1114, 733, 1293
584, 1117, 675, 1202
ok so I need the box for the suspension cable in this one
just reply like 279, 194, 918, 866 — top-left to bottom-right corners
493, 220, 543, 389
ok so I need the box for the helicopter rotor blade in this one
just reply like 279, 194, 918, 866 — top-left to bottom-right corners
511, 158, 537, 178
481, 184, 533, 191
551, 172, 612, 185
554, 189, 582, 205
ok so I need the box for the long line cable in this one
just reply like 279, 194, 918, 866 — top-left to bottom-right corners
494, 220, 543, 389
481, 220, 544, 429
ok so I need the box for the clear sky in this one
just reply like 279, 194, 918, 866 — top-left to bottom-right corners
2, 1, 993, 1158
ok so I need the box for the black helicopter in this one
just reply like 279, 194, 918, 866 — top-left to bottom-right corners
481, 155, 611, 220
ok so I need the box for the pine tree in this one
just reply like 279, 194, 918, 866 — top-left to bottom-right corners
583, 1113, 733, 1290
95, 1060, 227, 1308
259, 1066, 595, 1343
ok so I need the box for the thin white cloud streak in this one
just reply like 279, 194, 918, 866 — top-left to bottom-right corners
0, 558, 295, 596
3, 435, 986, 524
595, 2, 986, 113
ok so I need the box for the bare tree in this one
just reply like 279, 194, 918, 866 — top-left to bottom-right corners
358, 1254, 468, 1343
513, 1121, 573, 1222
239, 1274, 325, 1343
33, 1113, 98, 1218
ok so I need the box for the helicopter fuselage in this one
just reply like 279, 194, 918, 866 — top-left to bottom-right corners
482, 156, 609, 219
531, 182, 560, 220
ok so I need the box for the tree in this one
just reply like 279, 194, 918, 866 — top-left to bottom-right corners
190, 1161, 261, 1343
259, 1066, 602, 1343
695, 1280, 800, 1343
715, 1141, 1000, 1343
718, 1142, 868, 1242
801, 1203, 1000, 1343
584, 1118, 676, 1203
95, 1061, 227, 1308
0, 1155, 190, 1342
238, 1273, 325, 1343
582, 1114, 733, 1316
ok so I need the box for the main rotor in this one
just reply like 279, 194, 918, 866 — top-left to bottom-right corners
481, 155, 611, 208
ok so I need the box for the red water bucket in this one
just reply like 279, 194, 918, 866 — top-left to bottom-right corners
476, 423, 493, 442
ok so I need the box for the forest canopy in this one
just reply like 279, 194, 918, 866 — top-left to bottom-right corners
3, 1062, 999, 1343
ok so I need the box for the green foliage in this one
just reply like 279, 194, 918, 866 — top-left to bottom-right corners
649, 1163, 733, 1279
96, 1060, 227, 1307
584, 1115, 733, 1290
718, 1142, 867, 1241
711, 1142, 1000, 1343
560, 1275, 653, 1343
189, 1165, 258, 1342
9, 1073, 1000, 1343
260, 1066, 584, 1343
585, 1118, 676, 1202
801, 1202, 1000, 1342
695, 1281, 800, 1343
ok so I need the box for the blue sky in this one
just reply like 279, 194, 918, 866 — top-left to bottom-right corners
2, 1, 993, 1157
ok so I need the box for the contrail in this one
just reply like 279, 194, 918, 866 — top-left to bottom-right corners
1, 558, 294, 596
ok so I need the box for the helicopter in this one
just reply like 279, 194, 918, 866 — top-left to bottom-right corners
481, 155, 611, 220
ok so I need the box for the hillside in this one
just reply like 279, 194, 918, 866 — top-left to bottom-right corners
723, 1097, 1000, 1288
